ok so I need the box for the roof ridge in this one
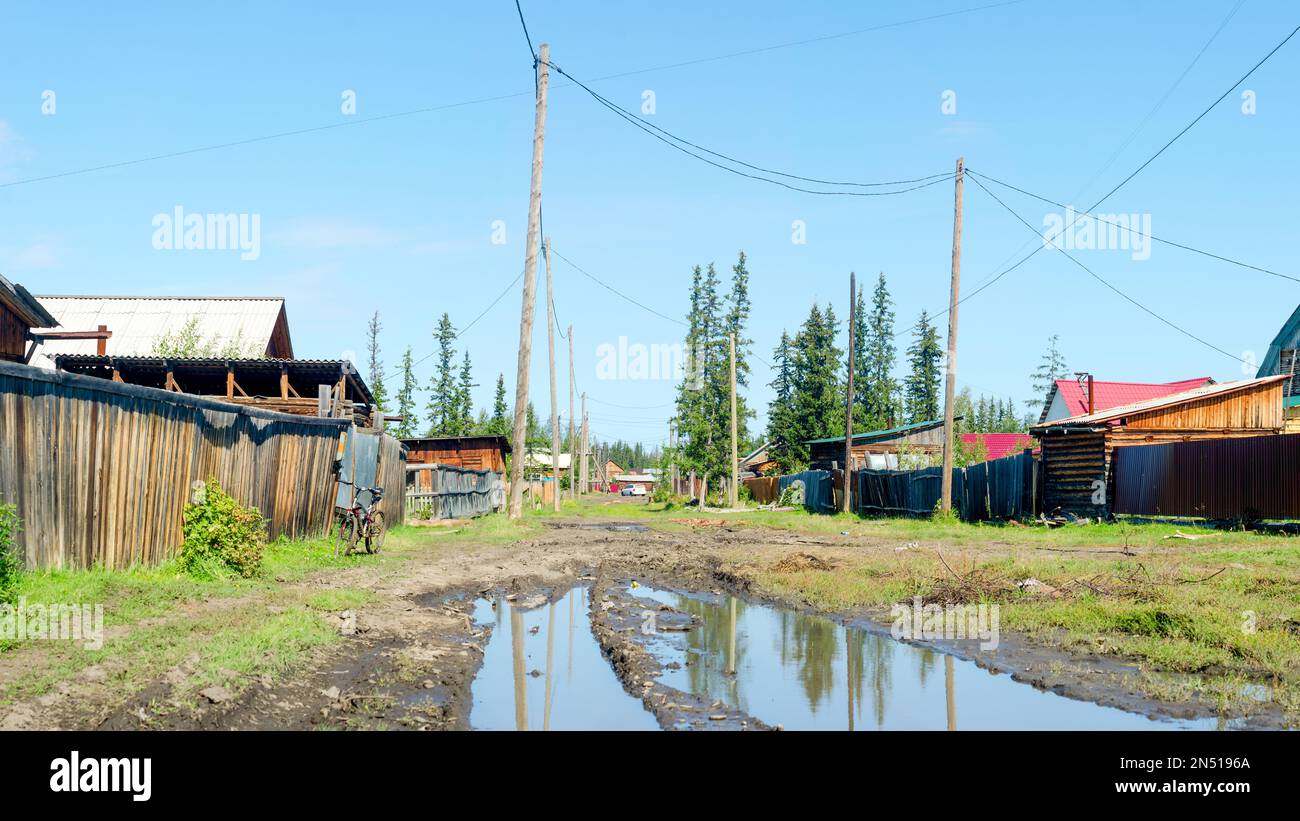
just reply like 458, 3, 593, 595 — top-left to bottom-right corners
36, 294, 284, 301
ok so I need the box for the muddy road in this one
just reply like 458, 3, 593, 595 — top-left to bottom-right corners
2, 514, 1283, 730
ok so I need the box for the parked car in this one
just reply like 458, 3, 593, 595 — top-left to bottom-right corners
620, 486, 634, 496
628, 484, 647, 497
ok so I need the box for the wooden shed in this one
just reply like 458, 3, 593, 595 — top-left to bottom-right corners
806, 418, 949, 470
1031, 375, 1287, 517
402, 435, 511, 473
0, 275, 57, 362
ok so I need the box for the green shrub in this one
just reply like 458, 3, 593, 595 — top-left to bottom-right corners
179, 479, 267, 579
0, 502, 21, 603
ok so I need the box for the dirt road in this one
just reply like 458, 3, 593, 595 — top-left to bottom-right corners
2, 511, 1287, 730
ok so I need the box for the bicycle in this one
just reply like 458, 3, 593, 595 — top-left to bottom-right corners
334, 485, 386, 557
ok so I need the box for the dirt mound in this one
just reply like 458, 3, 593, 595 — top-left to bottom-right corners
770, 552, 834, 573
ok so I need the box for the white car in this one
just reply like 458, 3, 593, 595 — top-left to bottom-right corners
620, 484, 647, 497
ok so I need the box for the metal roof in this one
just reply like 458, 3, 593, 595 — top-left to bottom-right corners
402, 434, 512, 454
28, 295, 287, 368
1038, 377, 1214, 423
1030, 375, 1288, 431
804, 417, 951, 445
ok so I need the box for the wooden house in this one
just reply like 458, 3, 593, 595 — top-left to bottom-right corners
1031, 375, 1287, 517
402, 435, 511, 473
806, 418, 949, 470
0, 275, 58, 362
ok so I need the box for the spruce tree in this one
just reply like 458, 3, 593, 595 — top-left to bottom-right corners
489, 374, 509, 436
1027, 335, 1069, 414
455, 351, 475, 435
395, 346, 417, 439
864, 273, 899, 429
426, 313, 458, 436
904, 310, 943, 423
365, 311, 387, 414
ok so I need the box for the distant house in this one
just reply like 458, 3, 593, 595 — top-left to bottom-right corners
739, 441, 778, 477
806, 418, 951, 471
612, 473, 655, 493
28, 295, 293, 367
404, 435, 510, 473
0, 275, 57, 362
524, 448, 571, 478
1256, 306, 1300, 430
958, 432, 1034, 461
1031, 375, 1286, 517
1038, 377, 1213, 424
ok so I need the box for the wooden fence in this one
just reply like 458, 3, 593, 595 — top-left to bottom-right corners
854, 450, 1037, 521
0, 360, 376, 570
406, 464, 505, 520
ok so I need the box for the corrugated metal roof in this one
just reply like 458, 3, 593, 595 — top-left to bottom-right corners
29, 295, 286, 368
958, 433, 1034, 460
0, 274, 58, 327
1031, 375, 1288, 430
804, 417, 950, 445
1040, 376, 1213, 423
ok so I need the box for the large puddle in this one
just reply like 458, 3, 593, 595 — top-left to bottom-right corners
466, 582, 1230, 731
629, 585, 1226, 731
468, 587, 658, 731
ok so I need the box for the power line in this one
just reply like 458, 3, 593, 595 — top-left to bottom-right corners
549, 246, 686, 326
588, 396, 677, 410
551, 62, 954, 197
958, 1, 1247, 299
966, 172, 1249, 366
966, 168, 1300, 284
514, 0, 537, 60
899, 21, 1300, 340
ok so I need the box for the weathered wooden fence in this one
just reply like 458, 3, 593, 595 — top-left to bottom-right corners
0, 360, 395, 570
407, 464, 505, 519
1114, 433, 1300, 520
854, 450, 1037, 521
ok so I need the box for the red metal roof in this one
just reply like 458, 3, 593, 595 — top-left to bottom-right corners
1047, 377, 1213, 421
958, 433, 1034, 461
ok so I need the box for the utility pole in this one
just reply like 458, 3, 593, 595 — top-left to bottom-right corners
728, 332, 738, 509
940, 157, 964, 514
544, 237, 561, 512
580, 393, 589, 495
507, 43, 550, 520
843, 270, 856, 514
567, 326, 575, 501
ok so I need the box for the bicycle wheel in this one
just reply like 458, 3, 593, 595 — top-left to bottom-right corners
366, 511, 386, 554
334, 512, 359, 558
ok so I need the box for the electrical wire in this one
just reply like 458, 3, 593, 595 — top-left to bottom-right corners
966, 172, 1249, 366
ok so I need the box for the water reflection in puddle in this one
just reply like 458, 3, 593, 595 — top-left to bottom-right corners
468, 586, 658, 731
631, 585, 1226, 731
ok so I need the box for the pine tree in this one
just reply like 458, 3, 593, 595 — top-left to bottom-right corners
488, 374, 509, 436
426, 313, 458, 436
394, 346, 417, 439
790, 303, 844, 449
455, 351, 475, 435
851, 281, 869, 427
904, 310, 943, 423
1027, 335, 1069, 414
724, 251, 754, 451
864, 273, 899, 429
365, 311, 387, 414
765, 330, 801, 472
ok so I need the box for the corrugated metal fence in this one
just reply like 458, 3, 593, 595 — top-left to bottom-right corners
779, 470, 837, 513
0, 360, 402, 570
854, 450, 1037, 521
407, 464, 505, 519
1114, 433, 1300, 520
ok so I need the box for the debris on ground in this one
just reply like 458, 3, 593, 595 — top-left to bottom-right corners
770, 552, 834, 573
1017, 577, 1062, 597
1162, 531, 1204, 541
199, 686, 234, 704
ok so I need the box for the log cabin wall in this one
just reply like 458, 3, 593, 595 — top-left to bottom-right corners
0, 302, 28, 362
0, 359, 356, 570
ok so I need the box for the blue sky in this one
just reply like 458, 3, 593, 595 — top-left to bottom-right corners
1, 1, 1297, 446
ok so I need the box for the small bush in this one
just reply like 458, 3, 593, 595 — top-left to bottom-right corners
0, 502, 21, 603
179, 479, 267, 579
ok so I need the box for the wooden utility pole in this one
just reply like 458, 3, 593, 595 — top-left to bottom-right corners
544, 237, 561, 512
940, 157, 964, 514
567, 326, 575, 500
580, 392, 589, 495
728, 333, 738, 509
843, 271, 856, 514
508, 43, 550, 520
